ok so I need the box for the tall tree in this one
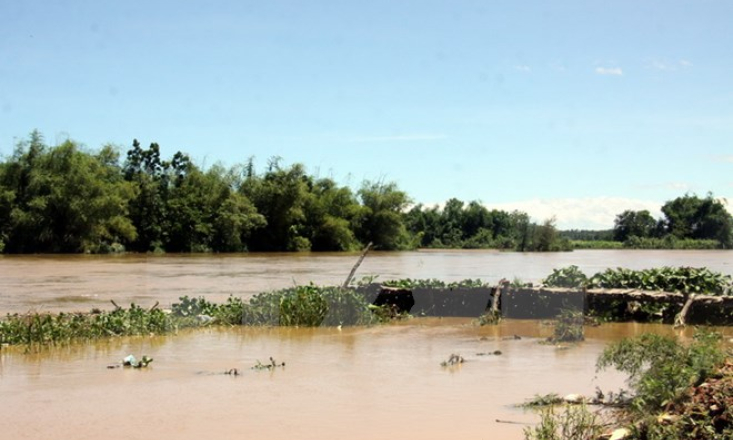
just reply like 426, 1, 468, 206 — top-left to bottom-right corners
661, 193, 733, 247
357, 181, 411, 250
1, 135, 135, 253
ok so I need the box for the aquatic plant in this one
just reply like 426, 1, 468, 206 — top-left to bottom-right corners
520, 393, 564, 408
542, 266, 588, 289
544, 266, 733, 295
588, 266, 732, 295
241, 284, 378, 327
382, 278, 490, 289
0, 304, 180, 347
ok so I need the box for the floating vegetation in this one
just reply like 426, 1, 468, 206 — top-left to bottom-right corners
519, 393, 564, 408
543, 265, 733, 295
241, 284, 380, 327
440, 353, 464, 367
382, 278, 489, 290
476, 350, 502, 356
0, 304, 178, 347
107, 354, 154, 369
252, 357, 285, 370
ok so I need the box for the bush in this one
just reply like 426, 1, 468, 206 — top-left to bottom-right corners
596, 330, 726, 412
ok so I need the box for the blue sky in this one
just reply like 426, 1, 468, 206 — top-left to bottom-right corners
2, 1, 732, 229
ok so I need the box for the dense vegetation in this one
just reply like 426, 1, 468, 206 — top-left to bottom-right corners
0, 284, 385, 346
612, 195, 733, 248
1, 131, 731, 253
543, 265, 733, 295
526, 330, 732, 440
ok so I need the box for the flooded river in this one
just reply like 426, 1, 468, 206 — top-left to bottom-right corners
1, 249, 732, 314
2, 250, 733, 440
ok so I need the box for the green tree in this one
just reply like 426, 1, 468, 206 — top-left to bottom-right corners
242, 160, 312, 251
613, 209, 658, 241
1, 134, 135, 253
123, 140, 168, 252
357, 181, 411, 250
302, 177, 362, 251
661, 193, 733, 248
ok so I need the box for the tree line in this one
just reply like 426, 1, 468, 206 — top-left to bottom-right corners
0, 132, 731, 253
611, 194, 733, 249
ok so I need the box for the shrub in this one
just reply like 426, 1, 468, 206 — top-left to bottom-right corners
596, 330, 726, 412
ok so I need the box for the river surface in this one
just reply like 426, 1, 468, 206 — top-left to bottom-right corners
2, 250, 733, 440
1, 249, 732, 314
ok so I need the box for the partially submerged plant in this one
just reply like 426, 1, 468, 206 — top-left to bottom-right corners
596, 330, 726, 412
520, 393, 564, 408
548, 309, 585, 344
476, 309, 501, 326
440, 353, 464, 367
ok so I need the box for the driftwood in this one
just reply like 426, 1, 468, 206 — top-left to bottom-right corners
342, 242, 373, 288
674, 294, 698, 328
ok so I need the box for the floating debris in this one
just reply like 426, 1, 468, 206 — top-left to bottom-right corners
440, 354, 464, 367
224, 368, 240, 376
251, 357, 285, 370
476, 350, 502, 356
108, 354, 154, 369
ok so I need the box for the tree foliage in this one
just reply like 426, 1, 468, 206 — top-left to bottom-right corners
611, 194, 733, 248
2, 131, 731, 253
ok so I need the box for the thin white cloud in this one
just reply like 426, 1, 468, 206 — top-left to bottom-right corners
647, 58, 693, 71
549, 62, 567, 72
342, 134, 448, 143
714, 155, 733, 163
514, 65, 531, 73
595, 67, 623, 76
635, 182, 692, 191
484, 197, 662, 230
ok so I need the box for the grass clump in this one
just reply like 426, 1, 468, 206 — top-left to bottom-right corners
524, 404, 604, 440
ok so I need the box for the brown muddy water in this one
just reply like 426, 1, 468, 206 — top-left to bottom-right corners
1, 249, 732, 314
2, 250, 733, 440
